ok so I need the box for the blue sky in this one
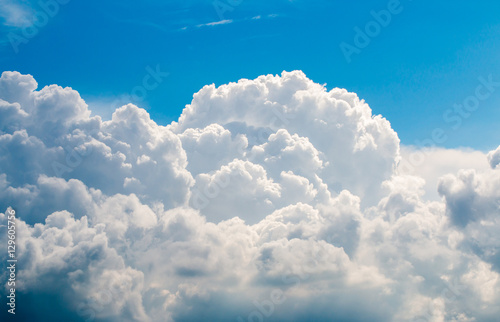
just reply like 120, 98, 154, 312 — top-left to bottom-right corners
1, 0, 500, 150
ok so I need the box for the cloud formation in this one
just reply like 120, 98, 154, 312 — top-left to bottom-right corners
487, 145, 500, 169
0, 0, 36, 28
1, 70, 499, 321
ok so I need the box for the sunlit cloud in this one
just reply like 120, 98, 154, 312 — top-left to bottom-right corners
1, 70, 499, 321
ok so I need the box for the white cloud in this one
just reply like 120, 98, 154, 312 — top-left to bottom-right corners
0, 0, 36, 27
196, 19, 233, 28
399, 146, 491, 201
171, 71, 400, 206
487, 145, 500, 169
1, 70, 500, 321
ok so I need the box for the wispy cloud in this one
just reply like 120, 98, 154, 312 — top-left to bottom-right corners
180, 13, 281, 32
195, 19, 233, 28
0, 0, 35, 28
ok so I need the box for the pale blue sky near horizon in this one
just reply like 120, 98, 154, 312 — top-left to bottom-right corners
1, 0, 499, 151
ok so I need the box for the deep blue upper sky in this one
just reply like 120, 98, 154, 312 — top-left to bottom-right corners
1, 0, 499, 150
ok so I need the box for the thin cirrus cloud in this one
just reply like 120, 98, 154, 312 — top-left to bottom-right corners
1, 70, 500, 321
195, 18, 233, 28
0, 0, 37, 28
183, 13, 280, 31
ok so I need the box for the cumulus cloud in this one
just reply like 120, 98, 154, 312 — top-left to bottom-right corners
399, 146, 491, 201
1, 70, 500, 321
487, 145, 500, 169
171, 71, 400, 206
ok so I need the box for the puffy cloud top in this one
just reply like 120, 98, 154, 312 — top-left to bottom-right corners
487, 145, 500, 169
171, 71, 400, 206
1, 71, 499, 321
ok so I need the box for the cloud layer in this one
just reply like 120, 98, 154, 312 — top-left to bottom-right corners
1, 70, 500, 321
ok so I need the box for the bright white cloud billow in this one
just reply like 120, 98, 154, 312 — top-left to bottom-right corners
1, 70, 499, 321
487, 145, 500, 169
